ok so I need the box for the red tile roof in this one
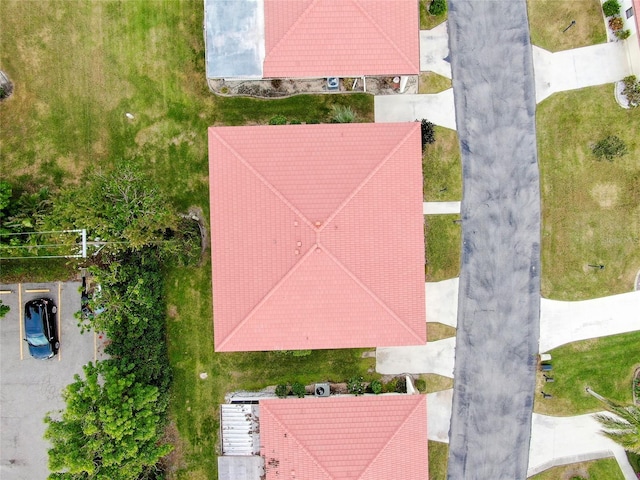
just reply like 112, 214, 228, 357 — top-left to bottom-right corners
259, 395, 428, 480
263, 0, 419, 77
209, 123, 425, 352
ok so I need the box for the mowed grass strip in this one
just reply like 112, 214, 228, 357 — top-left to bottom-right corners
533, 331, 640, 416
425, 214, 461, 282
428, 441, 449, 480
165, 262, 378, 479
419, 72, 452, 94
529, 458, 625, 480
527, 0, 606, 52
423, 126, 462, 201
537, 85, 640, 300
427, 322, 456, 341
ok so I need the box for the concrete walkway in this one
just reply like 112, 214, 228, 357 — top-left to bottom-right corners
423, 201, 461, 215
425, 278, 459, 328
539, 291, 640, 352
420, 22, 451, 79
533, 42, 632, 103
427, 389, 454, 443
528, 412, 636, 479
374, 90, 457, 129
376, 337, 455, 377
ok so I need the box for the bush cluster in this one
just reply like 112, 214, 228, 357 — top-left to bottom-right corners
592, 135, 628, 161
622, 75, 640, 108
602, 0, 621, 17
347, 376, 366, 396
292, 382, 306, 398
429, 0, 447, 16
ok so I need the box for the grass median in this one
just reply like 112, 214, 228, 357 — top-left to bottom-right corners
425, 214, 461, 282
529, 458, 624, 480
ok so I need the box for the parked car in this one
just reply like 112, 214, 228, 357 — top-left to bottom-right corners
24, 298, 59, 359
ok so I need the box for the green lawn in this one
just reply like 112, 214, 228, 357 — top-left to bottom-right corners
537, 85, 640, 300
420, 0, 448, 30
534, 331, 640, 416
423, 126, 462, 201
419, 72, 452, 94
528, 458, 624, 480
428, 441, 449, 480
425, 214, 461, 281
427, 322, 456, 341
527, 0, 607, 52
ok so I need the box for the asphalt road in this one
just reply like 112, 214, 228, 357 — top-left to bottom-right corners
445, 1, 541, 478
0, 282, 96, 480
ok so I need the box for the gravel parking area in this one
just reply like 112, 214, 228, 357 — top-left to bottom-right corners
446, 0, 541, 478
0, 282, 97, 480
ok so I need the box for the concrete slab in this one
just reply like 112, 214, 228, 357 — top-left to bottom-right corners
204, 0, 264, 78
527, 413, 636, 479
374, 89, 457, 130
425, 278, 459, 328
533, 43, 631, 103
539, 291, 640, 352
420, 23, 452, 78
423, 201, 461, 214
376, 337, 455, 377
427, 389, 453, 443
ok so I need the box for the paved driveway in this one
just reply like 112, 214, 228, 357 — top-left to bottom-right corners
540, 291, 640, 352
533, 42, 631, 103
0, 282, 96, 480
374, 90, 456, 129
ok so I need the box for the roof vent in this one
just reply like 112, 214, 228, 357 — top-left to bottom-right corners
314, 383, 330, 397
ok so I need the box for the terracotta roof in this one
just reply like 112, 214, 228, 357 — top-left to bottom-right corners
209, 123, 425, 352
259, 395, 429, 480
263, 0, 419, 77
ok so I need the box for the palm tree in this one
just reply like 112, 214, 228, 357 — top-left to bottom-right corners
587, 387, 640, 454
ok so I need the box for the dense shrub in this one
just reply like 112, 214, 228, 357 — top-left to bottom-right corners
592, 135, 628, 161
602, 0, 621, 17
429, 0, 447, 16
347, 376, 366, 396
615, 29, 631, 40
269, 114, 287, 125
370, 379, 382, 394
421, 119, 436, 150
414, 378, 427, 393
622, 75, 640, 107
275, 384, 289, 398
292, 382, 306, 398
609, 16, 624, 31
395, 376, 407, 393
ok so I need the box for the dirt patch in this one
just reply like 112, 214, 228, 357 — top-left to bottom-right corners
167, 304, 178, 319
590, 183, 619, 208
208, 75, 418, 98
160, 421, 187, 479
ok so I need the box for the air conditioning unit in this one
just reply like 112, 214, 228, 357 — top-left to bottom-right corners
314, 383, 330, 397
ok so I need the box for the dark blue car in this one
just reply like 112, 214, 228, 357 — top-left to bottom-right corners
24, 298, 59, 359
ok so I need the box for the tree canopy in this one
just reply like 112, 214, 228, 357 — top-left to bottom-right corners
45, 361, 171, 480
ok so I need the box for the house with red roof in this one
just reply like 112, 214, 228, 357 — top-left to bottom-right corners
208, 123, 426, 352
624, 0, 640, 75
218, 394, 429, 480
204, 0, 419, 79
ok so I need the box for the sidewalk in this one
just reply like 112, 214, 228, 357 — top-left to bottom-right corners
423, 201, 461, 215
